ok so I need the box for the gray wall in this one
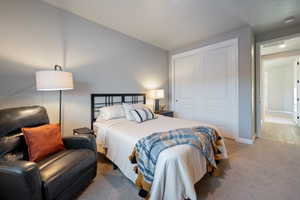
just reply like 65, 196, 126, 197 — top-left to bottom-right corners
169, 26, 255, 139
0, 0, 168, 135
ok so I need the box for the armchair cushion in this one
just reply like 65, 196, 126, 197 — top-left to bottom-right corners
0, 160, 43, 200
37, 149, 96, 200
0, 135, 21, 156
0, 134, 27, 161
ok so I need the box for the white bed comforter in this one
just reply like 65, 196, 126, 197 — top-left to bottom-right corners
94, 115, 228, 200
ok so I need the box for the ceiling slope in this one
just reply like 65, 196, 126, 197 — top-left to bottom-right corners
42, 0, 300, 50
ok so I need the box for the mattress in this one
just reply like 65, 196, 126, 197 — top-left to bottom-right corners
94, 115, 228, 200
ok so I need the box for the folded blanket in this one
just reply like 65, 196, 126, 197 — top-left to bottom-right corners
129, 126, 224, 199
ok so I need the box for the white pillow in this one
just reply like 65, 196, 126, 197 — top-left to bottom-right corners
122, 103, 153, 121
122, 103, 135, 120
129, 108, 156, 123
96, 105, 125, 121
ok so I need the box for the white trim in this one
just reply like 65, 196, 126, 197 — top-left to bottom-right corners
171, 38, 239, 140
235, 136, 256, 144
171, 38, 238, 59
266, 110, 294, 115
255, 42, 263, 137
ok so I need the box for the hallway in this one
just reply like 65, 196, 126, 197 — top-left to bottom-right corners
262, 113, 300, 144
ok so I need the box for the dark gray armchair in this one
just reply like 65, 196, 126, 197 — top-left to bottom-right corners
0, 106, 97, 200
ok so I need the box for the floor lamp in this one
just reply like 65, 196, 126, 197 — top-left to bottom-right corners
36, 65, 74, 127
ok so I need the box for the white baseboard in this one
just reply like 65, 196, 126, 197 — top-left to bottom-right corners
235, 136, 256, 144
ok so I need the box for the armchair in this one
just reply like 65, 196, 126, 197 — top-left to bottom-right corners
0, 106, 97, 200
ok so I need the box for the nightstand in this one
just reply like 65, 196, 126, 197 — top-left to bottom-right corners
73, 127, 96, 137
156, 111, 174, 117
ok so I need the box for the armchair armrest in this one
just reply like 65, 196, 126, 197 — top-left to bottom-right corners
0, 161, 43, 200
63, 135, 97, 153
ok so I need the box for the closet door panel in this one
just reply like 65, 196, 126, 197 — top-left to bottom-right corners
199, 45, 236, 138
174, 53, 201, 120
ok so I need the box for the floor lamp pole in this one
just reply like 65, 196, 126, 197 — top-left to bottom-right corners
59, 90, 62, 127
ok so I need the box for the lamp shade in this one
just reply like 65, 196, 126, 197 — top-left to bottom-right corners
149, 89, 164, 99
36, 71, 74, 91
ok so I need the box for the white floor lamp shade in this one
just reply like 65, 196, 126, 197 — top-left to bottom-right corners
36, 71, 74, 91
36, 69, 74, 129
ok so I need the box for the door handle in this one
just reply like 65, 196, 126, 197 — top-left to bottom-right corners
175, 99, 179, 102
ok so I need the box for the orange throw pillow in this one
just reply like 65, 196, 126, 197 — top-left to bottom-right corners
22, 124, 65, 162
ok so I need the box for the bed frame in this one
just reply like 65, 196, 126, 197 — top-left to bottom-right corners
90, 93, 146, 129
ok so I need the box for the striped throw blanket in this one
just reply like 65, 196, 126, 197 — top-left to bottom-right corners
129, 126, 224, 199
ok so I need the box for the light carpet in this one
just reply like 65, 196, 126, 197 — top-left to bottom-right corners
78, 138, 300, 200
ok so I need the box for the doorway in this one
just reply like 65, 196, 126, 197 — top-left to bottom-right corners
257, 35, 300, 144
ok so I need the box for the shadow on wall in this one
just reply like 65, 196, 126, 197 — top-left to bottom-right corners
0, 58, 36, 95
0, 57, 40, 107
0, 57, 61, 123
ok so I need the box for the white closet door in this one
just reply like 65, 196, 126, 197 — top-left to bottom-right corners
173, 39, 238, 139
199, 45, 237, 138
174, 53, 201, 120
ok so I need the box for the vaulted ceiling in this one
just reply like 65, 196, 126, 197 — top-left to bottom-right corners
42, 0, 300, 50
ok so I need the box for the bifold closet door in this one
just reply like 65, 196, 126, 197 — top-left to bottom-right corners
174, 53, 201, 120
173, 40, 238, 139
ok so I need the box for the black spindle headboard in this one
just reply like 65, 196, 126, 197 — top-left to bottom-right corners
91, 93, 146, 129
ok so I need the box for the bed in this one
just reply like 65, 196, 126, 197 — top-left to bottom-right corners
91, 93, 228, 200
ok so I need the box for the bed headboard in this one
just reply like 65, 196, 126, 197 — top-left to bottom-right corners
91, 93, 146, 129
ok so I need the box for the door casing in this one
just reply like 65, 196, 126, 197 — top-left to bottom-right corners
256, 33, 300, 137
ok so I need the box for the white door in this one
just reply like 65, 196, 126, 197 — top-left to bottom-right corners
174, 53, 201, 120
173, 39, 238, 139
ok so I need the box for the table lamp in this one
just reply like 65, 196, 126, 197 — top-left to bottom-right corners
149, 89, 165, 113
